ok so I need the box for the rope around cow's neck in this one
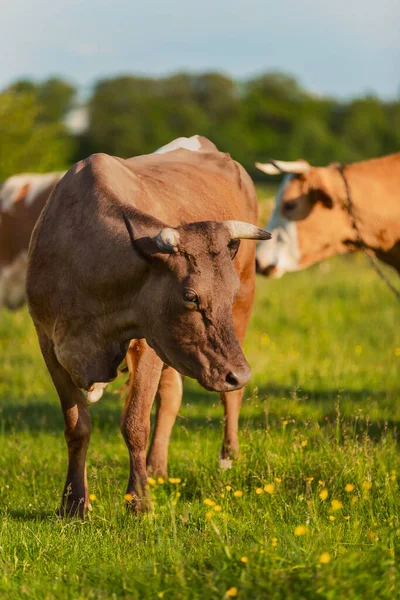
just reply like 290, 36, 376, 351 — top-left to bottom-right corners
337, 163, 400, 301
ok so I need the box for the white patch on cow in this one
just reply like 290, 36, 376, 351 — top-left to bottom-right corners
0, 251, 28, 309
154, 135, 202, 154
256, 174, 301, 277
0, 172, 64, 211
84, 382, 109, 404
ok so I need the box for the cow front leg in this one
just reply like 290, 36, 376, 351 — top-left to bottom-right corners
219, 389, 244, 469
121, 340, 163, 511
147, 366, 183, 477
38, 333, 91, 517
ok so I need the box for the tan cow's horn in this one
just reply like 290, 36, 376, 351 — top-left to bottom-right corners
223, 221, 272, 241
256, 159, 310, 175
155, 227, 180, 253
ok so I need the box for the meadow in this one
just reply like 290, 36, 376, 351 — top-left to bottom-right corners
0, 190, 399, 599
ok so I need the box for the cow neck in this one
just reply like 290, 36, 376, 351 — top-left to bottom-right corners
333, 163, 400, 254
336, 163, 400, 300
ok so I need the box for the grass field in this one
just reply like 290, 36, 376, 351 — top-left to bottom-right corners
0, 194, 399, 598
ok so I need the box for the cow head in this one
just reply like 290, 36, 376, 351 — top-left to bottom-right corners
255, 160, 353, 277
124, 214, 270, 392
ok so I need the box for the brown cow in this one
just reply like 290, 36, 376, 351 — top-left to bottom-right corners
0, 172, 64, 309
255, 154, 400, 277
27, 136, 270, 516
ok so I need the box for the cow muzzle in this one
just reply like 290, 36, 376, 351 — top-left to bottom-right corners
197, 362, 252, 393
255, 257, 280, 278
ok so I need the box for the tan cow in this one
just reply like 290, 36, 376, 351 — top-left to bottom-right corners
255, 154, 400, 277
27, 136, 270, 516
0, 172, 64, 309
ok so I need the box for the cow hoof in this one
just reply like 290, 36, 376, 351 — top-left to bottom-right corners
218, 457, 233, 470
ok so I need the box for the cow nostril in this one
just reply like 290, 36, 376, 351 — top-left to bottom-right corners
225, 366, 251, 389
225, 372, 239, 387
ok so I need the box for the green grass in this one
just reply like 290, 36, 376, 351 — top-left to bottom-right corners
0, 245, 399, 598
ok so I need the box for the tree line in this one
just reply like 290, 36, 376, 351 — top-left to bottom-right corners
1, 73, 399, 181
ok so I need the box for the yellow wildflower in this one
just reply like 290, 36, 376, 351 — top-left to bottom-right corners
261, 333, 270, 346
124, 493, 133, 502
329, 516, 335, 521
294, 525, 308, 536
147, 477, 156, 486
318, 480, 325, 486
226, 485, 232, 492
274, 477, 282, 483
89, 494, 96, 502
355, 345, 363, 354
305, 477, 314, 483
301, 440, 308, 447
157, 477, 165, 484
240, 556, 248, 563
344, 515, 350, 521
264, 484, 275, 495
205, 511, 213, 519
204, 498, 216, 506
255, 487, 264, 495
319, 489, 328, 501
345, 484, 355, 492
260, 549, 265, 554
233, 490, 243, 498
168, 478, 181, 484
282, 420, 289, 427
394, 348, 400, 356
362, 481, 372, 490
213, 505, 222, 512
331, 499, 343, 511
272, 537, 278, 547
319, 552, 331, 564
220, 493, 225, 498
351, 496, 359, 505
226, 587, 238, 597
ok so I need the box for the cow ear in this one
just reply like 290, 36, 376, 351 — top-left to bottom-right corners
121, 209, 179, 263
228, 238, 241, 259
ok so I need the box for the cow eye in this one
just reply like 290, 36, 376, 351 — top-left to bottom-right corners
284, 200, 297, 211
183, 289, 198, 303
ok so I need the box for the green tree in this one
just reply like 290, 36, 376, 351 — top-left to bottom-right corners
0, 90, 72, 180
37, 77, 76, 123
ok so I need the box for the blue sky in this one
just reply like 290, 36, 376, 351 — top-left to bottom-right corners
2, 0, 400, 99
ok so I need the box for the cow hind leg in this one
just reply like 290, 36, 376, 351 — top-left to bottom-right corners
38, 333, 91, 517
147, 366, 183, 477
121, 340, 163, 511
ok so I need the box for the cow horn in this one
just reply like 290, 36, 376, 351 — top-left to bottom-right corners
155, 227, 180, 253
223, 221, 271, 241
256, 159, 310, 175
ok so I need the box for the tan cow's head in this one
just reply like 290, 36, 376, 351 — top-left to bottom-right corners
125, 215, 270, 392
255, 160, 353, 277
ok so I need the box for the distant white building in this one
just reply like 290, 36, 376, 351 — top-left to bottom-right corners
64, 105, 89, 135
